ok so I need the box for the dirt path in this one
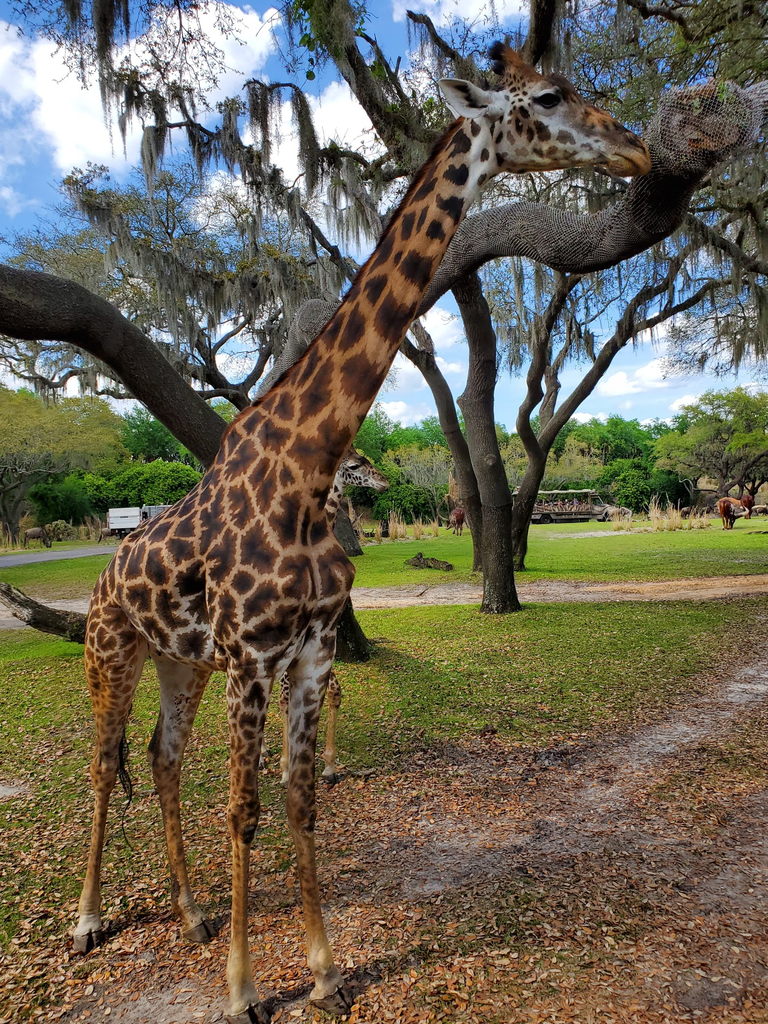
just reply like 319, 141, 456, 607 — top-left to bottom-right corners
353, 572, 768, 608
4, 575, 768, 632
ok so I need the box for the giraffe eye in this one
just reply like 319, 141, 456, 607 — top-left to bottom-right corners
534, 92, 561, 109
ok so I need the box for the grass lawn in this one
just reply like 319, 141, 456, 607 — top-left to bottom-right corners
353, 520, 768, 588
3, 578, 768, 1018
2, 596, 766, 946
1, 521, 766, 601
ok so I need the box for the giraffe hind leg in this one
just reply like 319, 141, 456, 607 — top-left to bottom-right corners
148, 653, 216, 943
74, 604, 148, 953
279, 674, 290, 786
321, 670, 342, 785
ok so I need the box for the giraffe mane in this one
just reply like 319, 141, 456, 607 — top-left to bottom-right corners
250, 117, 465, 411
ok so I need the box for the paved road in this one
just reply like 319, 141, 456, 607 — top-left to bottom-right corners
0, 545, 115, 569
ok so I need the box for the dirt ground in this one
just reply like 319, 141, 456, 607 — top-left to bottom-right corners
4, 627, 768, 1024
352, 573, 768, 608
5, 576, 768, 631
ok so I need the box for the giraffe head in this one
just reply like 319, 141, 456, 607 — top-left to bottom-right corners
439, 43, 650, 177
337, 448, 389, 493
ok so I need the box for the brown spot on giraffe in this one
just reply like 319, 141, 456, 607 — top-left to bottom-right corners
74, 43, 649, 1023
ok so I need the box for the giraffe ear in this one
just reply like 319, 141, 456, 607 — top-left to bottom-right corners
438, 79, 502, 120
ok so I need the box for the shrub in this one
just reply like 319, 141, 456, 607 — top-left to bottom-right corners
29, 477, 94, 525
47, 520, 79, 541
372, 483, 434, 523
109, 460, 202, 507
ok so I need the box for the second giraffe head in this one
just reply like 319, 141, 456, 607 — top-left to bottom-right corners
439, 43, 650, 178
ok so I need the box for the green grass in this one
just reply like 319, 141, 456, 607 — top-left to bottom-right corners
352, 520, 768, 588
1, 520, 765, 600
1, 593, 767, 975
0, 554, 111, 599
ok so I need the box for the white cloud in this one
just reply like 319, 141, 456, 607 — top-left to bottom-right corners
392, 0, 525, 26
572, 411, 608, 424
389, 351, 428, 392
0, 6, 278, 177
597, 358, 671, 397
669, 393, 699, 413
0, 184, 38, 216
420, 305, 463, 351
379, 399, 434, 426
435, 354, 465, 375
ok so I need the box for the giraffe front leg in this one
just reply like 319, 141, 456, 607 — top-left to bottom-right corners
321, 671, 342, 786
148, 656, 216, 944
286, 639, 352, 1015
224, 664, 270, 1024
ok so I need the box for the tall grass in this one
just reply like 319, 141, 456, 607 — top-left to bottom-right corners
648, 498, 710, 532
611, 511, 634, 531
412, 518, 424, 540
388, 510, 409, 539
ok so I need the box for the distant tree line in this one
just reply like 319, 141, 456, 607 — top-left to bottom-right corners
1, 387, 765, 542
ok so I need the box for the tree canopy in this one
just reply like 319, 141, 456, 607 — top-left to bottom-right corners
655, 387, 768, 497
0, 388, 124, 539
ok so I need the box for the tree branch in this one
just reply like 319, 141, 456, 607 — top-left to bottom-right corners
0, 264, 225, 467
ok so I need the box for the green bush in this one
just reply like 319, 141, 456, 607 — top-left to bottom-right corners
612, 467, 652, 512
372, 483, 435, 523
109, 460, 202, 507
46, 519, 79, 541
29, 477, 94, 525
78, 472, 115, 516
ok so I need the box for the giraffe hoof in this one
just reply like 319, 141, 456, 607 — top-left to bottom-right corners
224, 1003, 270, 1024
310, 983, 354, 1015
321, 769, 339, 787
182, 918, 217, 944
73, 928, 104, 954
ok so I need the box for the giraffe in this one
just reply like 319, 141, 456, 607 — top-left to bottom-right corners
261, 446, 389, 785
73, 44, 650, 1022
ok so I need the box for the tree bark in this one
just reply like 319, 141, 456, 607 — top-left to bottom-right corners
334, 597, 371, 662
333, 507, 363, 557
399, 338, 483, 571
454, 273, 521, 613
0, 583, 86, 643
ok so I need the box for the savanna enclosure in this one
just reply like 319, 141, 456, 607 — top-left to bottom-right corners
2, 524, 768, 1023
1, 0, 768, 1021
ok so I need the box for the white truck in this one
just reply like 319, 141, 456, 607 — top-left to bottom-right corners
106, 505, 173, 538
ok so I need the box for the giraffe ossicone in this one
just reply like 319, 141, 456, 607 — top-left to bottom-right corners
74, 44, 649, 1022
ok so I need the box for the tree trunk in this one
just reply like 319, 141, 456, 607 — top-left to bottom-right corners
0, 583, 87, 643
334, 598, 371, 662
479, 504, 520, 612
400, 338, 483, 570
332, 509, 370, 662
454, 273, 520, 613
333, 507, 363, 557
511, 451, 548, 572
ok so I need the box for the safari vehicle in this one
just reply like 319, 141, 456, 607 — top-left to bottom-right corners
106, 504, 173, 538
524, 489, 630, 525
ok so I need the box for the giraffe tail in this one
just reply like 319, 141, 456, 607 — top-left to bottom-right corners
116, 725, 134, 849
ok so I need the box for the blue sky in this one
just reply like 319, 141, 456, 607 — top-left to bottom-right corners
0, 0, 756, 429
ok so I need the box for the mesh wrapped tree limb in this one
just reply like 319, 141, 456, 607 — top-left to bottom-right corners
419, 80, 767, 311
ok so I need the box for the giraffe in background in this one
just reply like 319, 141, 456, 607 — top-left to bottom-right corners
74, 44, 649, 1021
262, 446, 389, 784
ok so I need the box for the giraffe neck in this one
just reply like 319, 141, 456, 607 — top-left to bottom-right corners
324, 477, 345, 522
252, 117, 493, 502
